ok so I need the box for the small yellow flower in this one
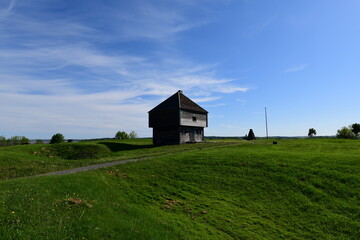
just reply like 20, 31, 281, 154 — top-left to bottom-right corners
11, 211, 15, 214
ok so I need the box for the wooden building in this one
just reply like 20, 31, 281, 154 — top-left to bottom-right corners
149, 90, 208, 145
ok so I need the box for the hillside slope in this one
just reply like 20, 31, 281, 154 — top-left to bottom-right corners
1, 139, 359, 239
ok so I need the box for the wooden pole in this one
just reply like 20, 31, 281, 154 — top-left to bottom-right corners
265, 107, 269, 140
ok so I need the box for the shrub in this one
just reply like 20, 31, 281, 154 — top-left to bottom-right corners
129, 131, 138, 139
9, 136, 21, 145
50, 133, 65, 144
20, 136, 30, 145
35, 139, 44, 144
336, 127, 355, 139
0, 136, 7, 146
115, 131, 129, 140
42, 143, 110, 159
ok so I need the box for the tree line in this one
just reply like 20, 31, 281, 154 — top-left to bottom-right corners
48, 131, 138, 144
308, 123, 360, 139
1, 130, 139, 146
0, 136, 30, 146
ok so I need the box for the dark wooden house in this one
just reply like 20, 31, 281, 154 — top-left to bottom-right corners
149, 90, 208, 145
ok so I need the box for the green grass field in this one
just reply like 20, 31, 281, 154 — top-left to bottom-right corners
0, 139, 227, 180
0, 138, 359, 239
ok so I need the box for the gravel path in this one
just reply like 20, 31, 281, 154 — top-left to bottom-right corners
36, 156, 151, 177
34, 142, 239, 177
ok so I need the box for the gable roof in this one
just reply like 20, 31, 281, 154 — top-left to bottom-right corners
149, 90, 208, 113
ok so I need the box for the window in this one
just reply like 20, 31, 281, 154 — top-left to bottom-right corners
192, 117, 197, 122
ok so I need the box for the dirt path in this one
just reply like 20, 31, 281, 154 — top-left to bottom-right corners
35, 142, 239, 177
36, 157, 151, 177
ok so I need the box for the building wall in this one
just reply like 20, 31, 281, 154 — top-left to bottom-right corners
149, 110, 179, 128
179, 126, 204, 144
150, 109, 207, 145
153, 127, 179, 145
153, 126, 205, 145
179, 110, 207, 127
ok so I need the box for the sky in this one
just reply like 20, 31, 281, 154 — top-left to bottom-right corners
1, 0, 359, 139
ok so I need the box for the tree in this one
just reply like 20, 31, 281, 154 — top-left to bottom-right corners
336, 127, 355, 139
20, 136, 30, 145
50, 133, 65, 144
0, 136, 7, 146
9, 136, 21, 145
350, 123, 360, 137
308, 128, 317, 137
115, 131, 129, 140
129, 131, 138, 139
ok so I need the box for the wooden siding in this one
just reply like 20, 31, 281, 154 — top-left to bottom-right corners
179, 126, 204, 144
149, 110, 179, 128
153, 127, 180, 145
179, 110, 207, 127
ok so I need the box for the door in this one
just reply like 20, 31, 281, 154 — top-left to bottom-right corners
189, 131, 195, 142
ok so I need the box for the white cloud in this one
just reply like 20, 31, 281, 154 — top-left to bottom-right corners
0, 91, 152, 138
203, 103, 226, 108
192, 97, 220, 103
0, 0, 249, 138
215, 86, 249, 93
284, 64, 308, 73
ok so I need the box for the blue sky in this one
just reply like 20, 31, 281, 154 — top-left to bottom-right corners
1, 0, 359, 139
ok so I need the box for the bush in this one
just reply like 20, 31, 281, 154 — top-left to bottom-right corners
9, 136, 21, 145
115, 131, 129, 140
20, 136, 30, 145
42, 143, 110, 159
0, 136, 7, 146
129, 131, 138, 139
50, 133, 65, 144
336, 127, 356, 139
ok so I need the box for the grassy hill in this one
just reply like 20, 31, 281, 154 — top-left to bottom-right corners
0, 139, 359, 239
0, 139, 225, 180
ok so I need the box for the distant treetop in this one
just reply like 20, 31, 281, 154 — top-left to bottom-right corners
308, 128, 317, 137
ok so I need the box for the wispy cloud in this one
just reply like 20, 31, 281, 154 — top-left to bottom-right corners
0, 0, 15, 19
236, 99, 247, 105
0, 0, 249, 138
192, 97, 220, 103
203, 103, 226, 108
284, 64, 308, 73
243, 17, 275, 38
111, 2, 207, 42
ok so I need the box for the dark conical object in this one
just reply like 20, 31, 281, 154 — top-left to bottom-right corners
247, 129, 256, 140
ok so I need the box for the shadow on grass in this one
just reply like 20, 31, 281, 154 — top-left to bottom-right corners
98, 142, 157, 152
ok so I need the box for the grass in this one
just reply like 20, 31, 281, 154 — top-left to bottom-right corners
0, 138, 359, 239
0, 139, 230, 180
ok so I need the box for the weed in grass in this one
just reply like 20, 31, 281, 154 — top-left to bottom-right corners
63, 197, 93, 209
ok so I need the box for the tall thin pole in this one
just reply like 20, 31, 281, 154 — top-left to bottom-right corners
265, 107, 269, 140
